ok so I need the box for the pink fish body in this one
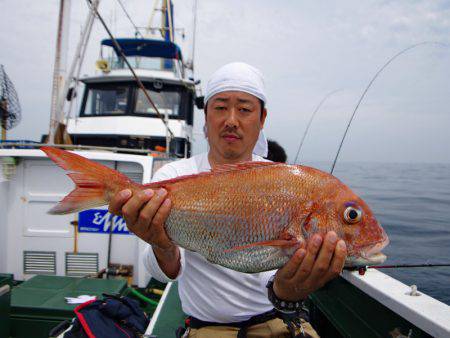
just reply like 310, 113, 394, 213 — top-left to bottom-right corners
41, 147, 389, 273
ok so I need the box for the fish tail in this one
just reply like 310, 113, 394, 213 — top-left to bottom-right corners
41, 146, 132, 215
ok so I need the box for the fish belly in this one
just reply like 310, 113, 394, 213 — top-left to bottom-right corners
165, 208, 291, 273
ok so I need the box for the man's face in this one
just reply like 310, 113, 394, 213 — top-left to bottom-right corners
205, 91, 267, 161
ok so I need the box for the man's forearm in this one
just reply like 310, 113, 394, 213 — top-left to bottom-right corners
153, 245, 181, 279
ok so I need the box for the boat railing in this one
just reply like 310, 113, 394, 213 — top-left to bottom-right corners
341, 269, 450, 337
0, 142, 179, 182
0, 142, 169, 156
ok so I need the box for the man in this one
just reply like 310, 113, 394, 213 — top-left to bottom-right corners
109, 62, 347, 337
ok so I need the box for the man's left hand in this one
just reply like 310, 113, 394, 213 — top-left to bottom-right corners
273, 231, 347, 301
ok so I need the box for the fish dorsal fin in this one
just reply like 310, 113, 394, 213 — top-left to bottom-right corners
212, 161, 280, 173
144, 161, 280, 189
212, 161, 282, 172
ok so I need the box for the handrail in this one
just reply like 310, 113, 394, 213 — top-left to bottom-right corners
0, 142, 170, 156
343, 269, 450, 337
0, 284, 10, 297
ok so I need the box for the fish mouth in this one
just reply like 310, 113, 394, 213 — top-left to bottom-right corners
363, 229, 389, 257
346, 228, 390, 267
346, 252, 387, 267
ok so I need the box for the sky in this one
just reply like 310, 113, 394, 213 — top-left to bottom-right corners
1, 0, 450, 163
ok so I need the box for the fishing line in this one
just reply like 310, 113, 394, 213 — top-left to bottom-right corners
293, 89, 342, 164
330, 41, 450, 175
369, 263, 450, 269
115, 0, 144, 38
344, 263, 450, 275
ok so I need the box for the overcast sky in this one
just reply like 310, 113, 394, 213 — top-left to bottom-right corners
1, 0, 450, 163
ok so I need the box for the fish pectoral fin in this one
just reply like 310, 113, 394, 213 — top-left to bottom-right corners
224, 238, 300, 253
261, 250, 287, 265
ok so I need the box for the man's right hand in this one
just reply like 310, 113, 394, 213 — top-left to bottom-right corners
108, 188, 181, 278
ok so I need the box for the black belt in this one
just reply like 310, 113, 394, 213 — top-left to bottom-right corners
189, 309, 278, 338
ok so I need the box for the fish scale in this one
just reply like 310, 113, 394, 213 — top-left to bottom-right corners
161, 165, 310, 272
41, 146, 390, 272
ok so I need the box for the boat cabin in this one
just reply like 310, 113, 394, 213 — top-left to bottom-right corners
66, 38, 196, 157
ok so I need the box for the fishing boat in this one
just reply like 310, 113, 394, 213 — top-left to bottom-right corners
1, 1, 449, 338
2, 156, 450, 337
64, 36, 195, 157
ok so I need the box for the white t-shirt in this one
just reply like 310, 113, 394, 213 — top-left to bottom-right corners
143, 152, 275, 323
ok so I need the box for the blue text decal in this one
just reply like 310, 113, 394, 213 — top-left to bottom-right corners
78, 209, 131, 235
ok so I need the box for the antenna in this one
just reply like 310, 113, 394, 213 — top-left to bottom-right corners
60, 0, 99, 138
48, 0, 71, 144
191, 0, 198, 75
166, 0, 174, 42
146, 0, 160, 37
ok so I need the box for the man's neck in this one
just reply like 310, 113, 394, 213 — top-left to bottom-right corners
207, 151, 252, 169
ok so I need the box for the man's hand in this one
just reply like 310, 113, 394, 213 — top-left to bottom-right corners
273, 231, 347, 301
109, 188, 173, 248
108, 188, 181, 278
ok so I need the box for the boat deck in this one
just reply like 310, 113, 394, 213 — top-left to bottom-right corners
145, 270, 450, 338
146, 282, 185, 337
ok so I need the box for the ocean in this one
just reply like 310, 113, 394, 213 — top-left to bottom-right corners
305, 161, 450, 305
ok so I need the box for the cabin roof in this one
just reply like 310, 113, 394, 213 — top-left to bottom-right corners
101, 38, 183, 61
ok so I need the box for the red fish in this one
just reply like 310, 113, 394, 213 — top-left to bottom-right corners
41, 146, 389, 272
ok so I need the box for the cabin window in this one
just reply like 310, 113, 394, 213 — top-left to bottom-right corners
135, 88, 181, 117
84, 86, 129, 116
111, 56, 175, 72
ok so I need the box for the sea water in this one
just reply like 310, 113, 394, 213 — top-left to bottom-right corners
306, 161, 450, 305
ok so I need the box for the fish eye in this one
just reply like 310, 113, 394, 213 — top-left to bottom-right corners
343, 206, 362, 224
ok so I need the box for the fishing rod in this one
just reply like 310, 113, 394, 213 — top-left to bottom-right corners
293, 89, 342, 164
85, 0, 175, 140
330, 41, 450, 175
344, 263, 450, 275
